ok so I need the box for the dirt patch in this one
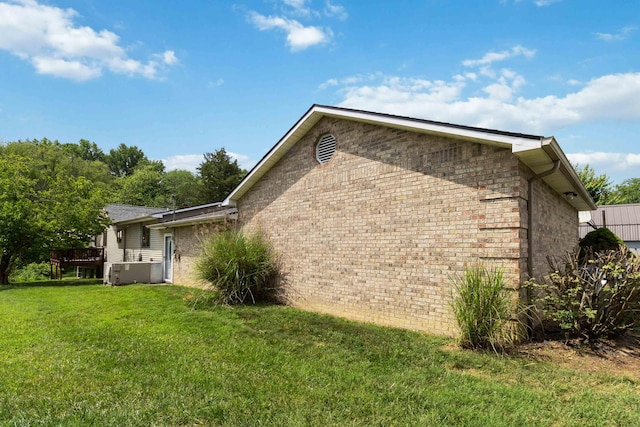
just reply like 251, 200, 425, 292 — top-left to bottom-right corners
513, 334, 640, 378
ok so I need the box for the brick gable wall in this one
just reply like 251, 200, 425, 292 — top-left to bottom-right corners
237, 116, 573, 335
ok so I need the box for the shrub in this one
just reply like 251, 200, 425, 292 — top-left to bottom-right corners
450, 265, 516, 351
527, 246, 640, 341
579, 227, 623, 254
10, 262, 51, 282
195, 229, 279, 305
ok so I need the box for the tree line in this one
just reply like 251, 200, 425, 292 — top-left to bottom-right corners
0, 138, 246, 283
574, 164, 640, 205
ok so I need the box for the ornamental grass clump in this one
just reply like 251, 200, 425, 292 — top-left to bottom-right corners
450, 265, 515, 351
195, 229, 279, 305
526, 245, 640, 341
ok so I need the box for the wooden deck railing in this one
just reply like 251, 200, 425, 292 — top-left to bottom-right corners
50, 248, 105, 266
50, 248, 105, 279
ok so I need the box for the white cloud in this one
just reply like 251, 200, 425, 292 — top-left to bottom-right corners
325, 1, 348, 20
163, 152, 256, 173
330, 70, 640, 135
568, 152, 640, 171
248, 0, 345, 51
32, 56, 102, 80
207, 78, 224, 89
501, 0, 563, 6
318, 72, 380, 90
161, 50, 178, 65
0, 0, 177, 81
462, 45, 536, 67
227, 151, 256, 171
282, 0, 306, 8
163, 154, 202, 173
534, 0, 563, 6
281, 0, 314, 18
595, 26, 637, 42
248, 11, 331, 51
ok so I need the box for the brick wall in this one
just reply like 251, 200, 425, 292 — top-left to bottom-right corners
237, 116, 528, 335
529, 174, 579, 279
172, 222, 229, 288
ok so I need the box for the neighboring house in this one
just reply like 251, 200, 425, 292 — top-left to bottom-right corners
99, 204, 167, 285
147, 203, 238, 287
100, 203, 236, 285
579, 204, 640, 255
219, 104, 595, 335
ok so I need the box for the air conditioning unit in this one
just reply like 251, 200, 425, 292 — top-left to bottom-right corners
105, 261, 163, 285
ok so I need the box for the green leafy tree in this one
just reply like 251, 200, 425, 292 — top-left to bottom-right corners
574, 164, 615, 205
106, 143, 148, 177
63, 139, 106, 162
4, 139, 115, 199
115, 162, 166, 207
163, 169, 206, 208
610, 178, 640, 204
197, 148, 246, 203
0, 153, 108, 284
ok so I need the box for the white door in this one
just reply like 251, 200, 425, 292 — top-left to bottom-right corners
163, 234, 173, 282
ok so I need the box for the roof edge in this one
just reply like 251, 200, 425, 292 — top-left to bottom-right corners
224, 104, 546, 205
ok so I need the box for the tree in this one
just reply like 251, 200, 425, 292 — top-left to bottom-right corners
163, 169, 206, 208
0, 152, 108, 284
574, 164, 615, 205
63, 139, 106, 162
197, 148, 246, 203
115, 161, 166, 207
610, 178, 640, 204
106, 143, 148, 177
3, 139, 115, 199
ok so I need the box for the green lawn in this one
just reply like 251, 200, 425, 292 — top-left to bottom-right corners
1, 282, 639, 426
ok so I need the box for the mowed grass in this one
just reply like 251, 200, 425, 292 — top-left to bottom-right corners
1, 283, 639, 426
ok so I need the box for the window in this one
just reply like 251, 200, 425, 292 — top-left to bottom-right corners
315, 134, 336, 164
141, 226, 151, 248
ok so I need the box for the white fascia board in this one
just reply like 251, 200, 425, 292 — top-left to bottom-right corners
544, 137, 597, 210
319, 106, 543, 150
147, 210, 237, 229
223, 106, 321, 205
114, 215, 159, 226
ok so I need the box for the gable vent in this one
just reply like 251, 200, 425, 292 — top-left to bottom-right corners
315, 134, 336, 164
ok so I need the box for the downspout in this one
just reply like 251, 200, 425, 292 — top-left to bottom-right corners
527, 160, 560, 279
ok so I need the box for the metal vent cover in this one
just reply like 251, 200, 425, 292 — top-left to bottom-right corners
315, 134, 336, 164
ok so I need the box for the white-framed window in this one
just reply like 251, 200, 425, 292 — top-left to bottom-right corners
315, 134, 336, 164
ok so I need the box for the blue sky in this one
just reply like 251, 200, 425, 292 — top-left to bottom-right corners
1, 0, 639, 183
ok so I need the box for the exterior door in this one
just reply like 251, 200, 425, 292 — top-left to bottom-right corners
163, 234, 173, 282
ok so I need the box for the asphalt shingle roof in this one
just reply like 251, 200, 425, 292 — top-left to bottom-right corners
104, 204, 166, 223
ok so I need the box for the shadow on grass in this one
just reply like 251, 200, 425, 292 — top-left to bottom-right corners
0, 278, 103, 291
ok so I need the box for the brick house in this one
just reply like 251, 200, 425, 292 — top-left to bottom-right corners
99, 203, 236, 286
220, 105, 595, 335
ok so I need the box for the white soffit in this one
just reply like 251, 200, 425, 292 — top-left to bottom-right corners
316, 106, 543, 150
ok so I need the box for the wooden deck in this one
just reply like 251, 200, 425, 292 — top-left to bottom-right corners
50, 248, 104, 279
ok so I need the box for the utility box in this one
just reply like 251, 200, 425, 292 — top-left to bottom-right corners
104, 262, 163, 285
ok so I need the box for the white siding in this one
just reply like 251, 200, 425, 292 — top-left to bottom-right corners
123, 222, 163, 262
104, 225, 123, 263
149, 228, 165, 262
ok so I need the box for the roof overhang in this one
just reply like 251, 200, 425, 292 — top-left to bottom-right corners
147, 208, 238, 229
223, 104, 596, 211
513, 137, 596, 210
113, 215, 160, 226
